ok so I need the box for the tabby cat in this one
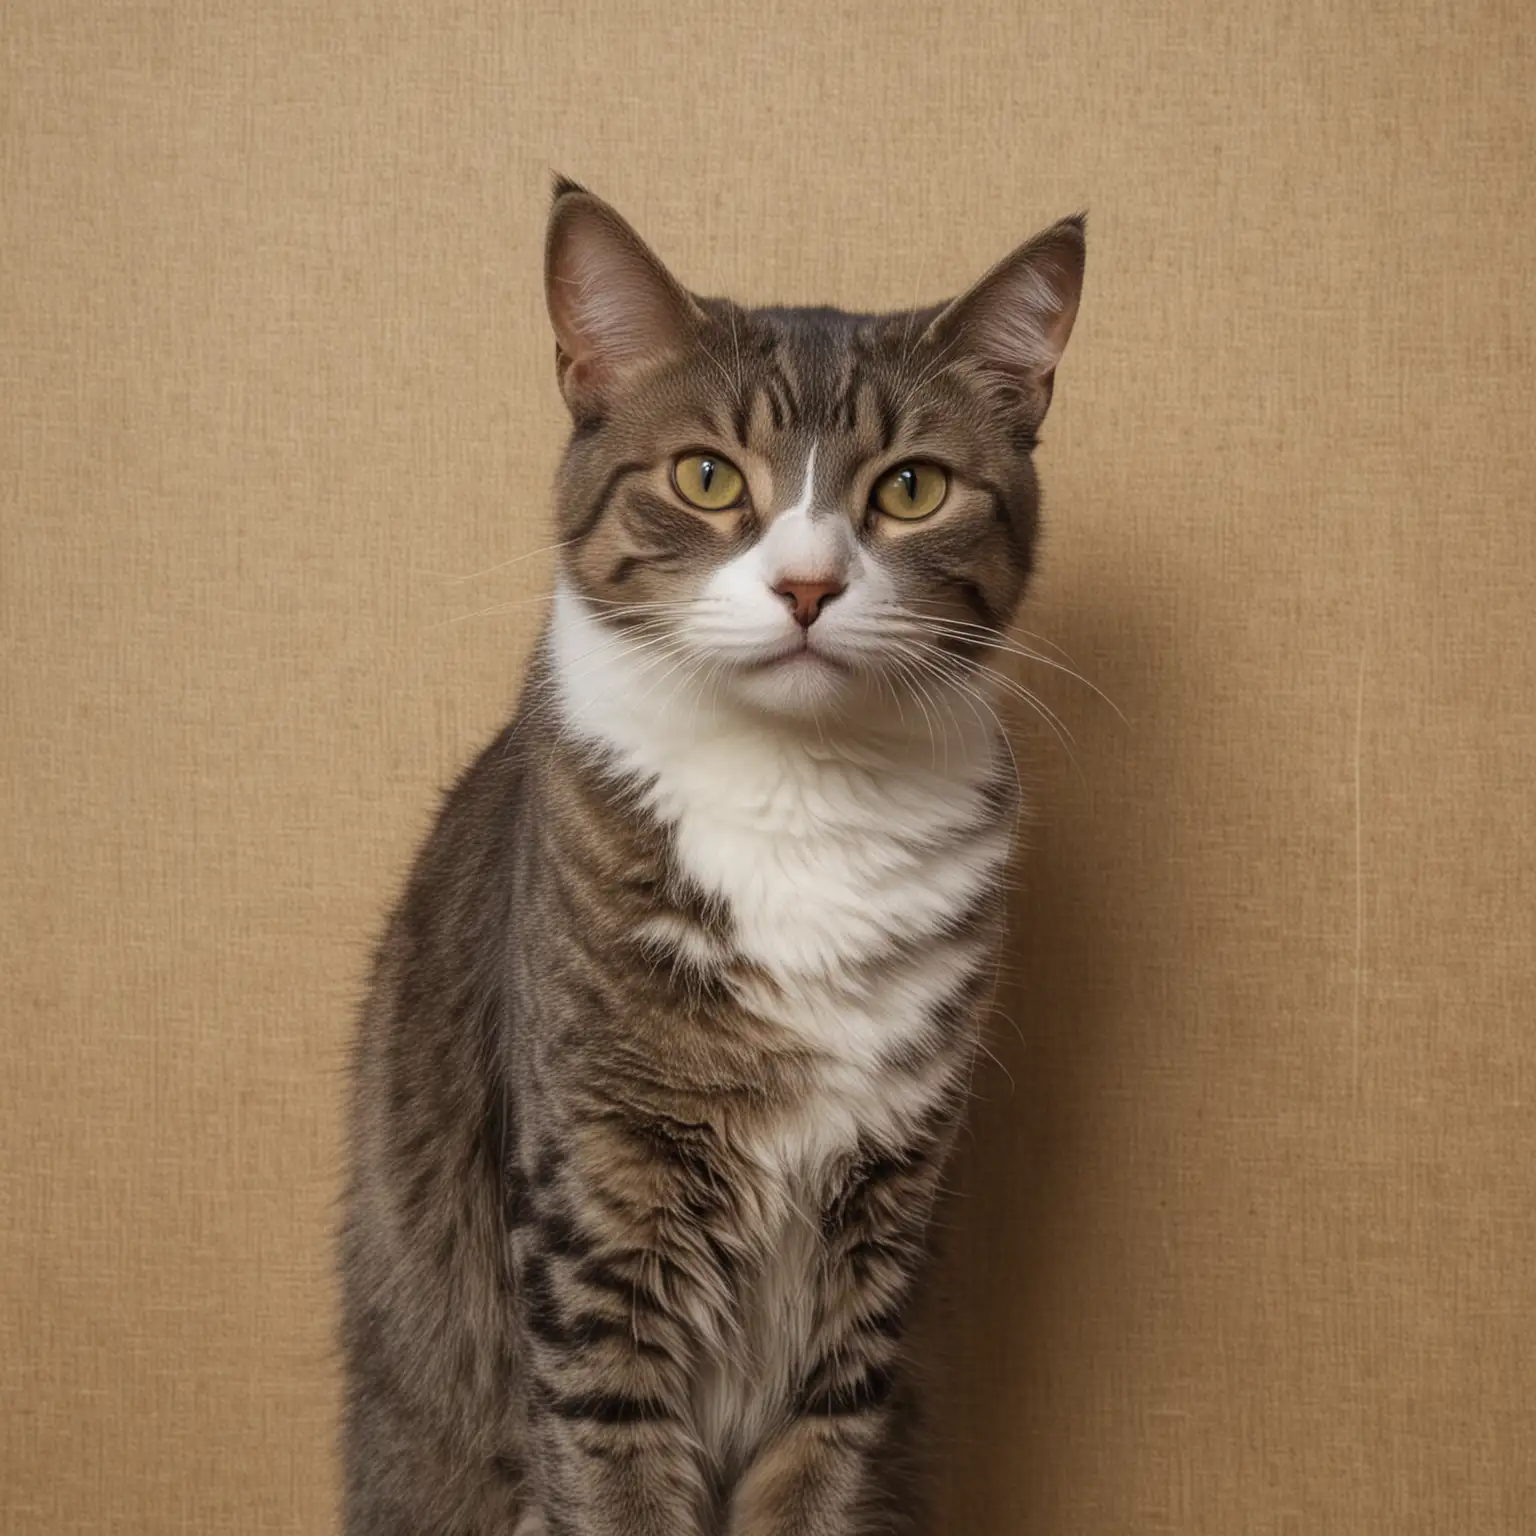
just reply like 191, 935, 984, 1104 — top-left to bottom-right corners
341, 177, 1085, 1534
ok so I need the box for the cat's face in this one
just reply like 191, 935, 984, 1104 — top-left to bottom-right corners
545, 181, 1084, 725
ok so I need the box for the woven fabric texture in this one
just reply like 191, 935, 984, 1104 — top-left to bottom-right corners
3, 3, 1533, 1529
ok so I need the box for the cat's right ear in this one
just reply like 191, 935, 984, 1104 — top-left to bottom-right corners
545, 179, 703, 420
924, 213, 1086, 427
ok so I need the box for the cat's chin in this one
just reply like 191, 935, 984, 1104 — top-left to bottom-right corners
719, 652, 934, 736
724, 649, 856, 719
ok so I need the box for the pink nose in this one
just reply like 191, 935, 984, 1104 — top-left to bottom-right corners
773, 577, 846, 628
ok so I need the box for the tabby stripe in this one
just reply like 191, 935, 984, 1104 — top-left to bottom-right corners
764, 378, 785, 431
856, 1146, 927, 1187
771, 363, 802, 424
533, 1142, 563, 1188
574, 1249, 674, 1307
859, 1307, 905, 1340
796, 1364, 894, 1417
534, 1207, 594, 1259
976, 474, 1033, 559
551, 1392, 677, 1425
730, 395, 752, 446
564, 1311, 673, 1358
519, 1254, 563, 1342
950, 577, 1001, 629
571, 459, 648, 544
839, 359, 864, 431
525, 1298, 671, 1360
848, 1232, 921, 1266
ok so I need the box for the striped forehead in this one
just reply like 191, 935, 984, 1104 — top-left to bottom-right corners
720, 307, 903, 510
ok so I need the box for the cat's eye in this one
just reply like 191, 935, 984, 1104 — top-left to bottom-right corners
673, 453, 746, 511
872, 462, 948, 521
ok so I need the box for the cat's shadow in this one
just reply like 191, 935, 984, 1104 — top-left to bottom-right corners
927, 577, 1160, 1532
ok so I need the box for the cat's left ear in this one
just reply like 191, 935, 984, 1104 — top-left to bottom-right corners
545, 177, 705, 420
925, 214, 1086, 424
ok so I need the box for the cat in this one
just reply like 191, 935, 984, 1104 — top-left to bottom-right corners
341, 176, 1084, 1535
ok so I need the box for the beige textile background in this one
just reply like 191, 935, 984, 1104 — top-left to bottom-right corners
3, 1, 1533, 1530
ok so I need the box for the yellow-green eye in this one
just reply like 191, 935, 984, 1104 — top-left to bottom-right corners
873, 462, 948, 521
673, 453, 746, 510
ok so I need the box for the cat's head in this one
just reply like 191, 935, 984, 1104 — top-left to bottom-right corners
544, 178, 1084, 728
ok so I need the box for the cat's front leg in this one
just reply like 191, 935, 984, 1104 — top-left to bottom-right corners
522, 1389, 702, 1536
511, 1115, 727, 1536
727, 1129, 953, 1536
724, 1410, 887, 1536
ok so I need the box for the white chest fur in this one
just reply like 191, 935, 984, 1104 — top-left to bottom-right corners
551, 585, 1008, 1096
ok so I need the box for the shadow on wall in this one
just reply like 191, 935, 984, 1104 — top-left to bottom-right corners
929, 565, 1174, 1531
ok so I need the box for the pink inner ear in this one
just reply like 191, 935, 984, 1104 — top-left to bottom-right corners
934, 219, 1085, 389
987, 259, 1081, 383
546, 200, 698, 401
1036, 280, 1081, 377
553, 245, 646, 369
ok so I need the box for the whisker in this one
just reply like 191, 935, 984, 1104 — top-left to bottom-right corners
902, 650, 1025, 808
431, 535, 583, 586
902, 639, 1083, 781
887, 654, 945, 774
426, 594, 556, 630
902, 651, 1024, 814
886, 606, 1079, 664
905, 619, 1125, 721
692, 330, 740, 398
434, 592, 730, 631
628, 638, 716, 714
891, 330, 963, 416
864, 605, 1122, 721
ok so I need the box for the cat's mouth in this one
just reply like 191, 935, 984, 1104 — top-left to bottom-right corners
741, 637, 849, 674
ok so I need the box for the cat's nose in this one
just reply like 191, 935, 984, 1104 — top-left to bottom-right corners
773, 577, 846, 628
